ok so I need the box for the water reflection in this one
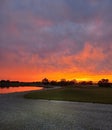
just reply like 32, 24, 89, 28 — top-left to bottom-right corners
0, 86, 43, 94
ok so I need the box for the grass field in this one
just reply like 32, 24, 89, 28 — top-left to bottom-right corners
24, 86, 112, 104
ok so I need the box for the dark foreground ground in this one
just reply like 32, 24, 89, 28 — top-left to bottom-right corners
0, 92, 112, 130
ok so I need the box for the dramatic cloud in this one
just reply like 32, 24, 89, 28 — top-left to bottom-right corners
0, 0, 112, 81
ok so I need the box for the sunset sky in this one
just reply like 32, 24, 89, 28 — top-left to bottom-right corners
0, 0, 112, 82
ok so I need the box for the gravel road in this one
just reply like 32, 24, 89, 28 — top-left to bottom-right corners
0, 92, 112, 130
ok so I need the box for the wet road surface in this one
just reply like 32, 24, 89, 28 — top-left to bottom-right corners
0, 92, 112, 130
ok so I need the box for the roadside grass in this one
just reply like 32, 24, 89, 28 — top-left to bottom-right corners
24, 87, 112, 104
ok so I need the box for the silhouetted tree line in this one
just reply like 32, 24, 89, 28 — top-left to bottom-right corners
41, 78, 94, 87
0, 80, 42, 88
42, 78, 112, 88
78, 81, 93, 85
0, 78, 112, 88
98, 79, 112, 87
41, 78, 77, 87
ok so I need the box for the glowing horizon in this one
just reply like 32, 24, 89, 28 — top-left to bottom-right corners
0, 0, 112, 82
1, 71, 112, 83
